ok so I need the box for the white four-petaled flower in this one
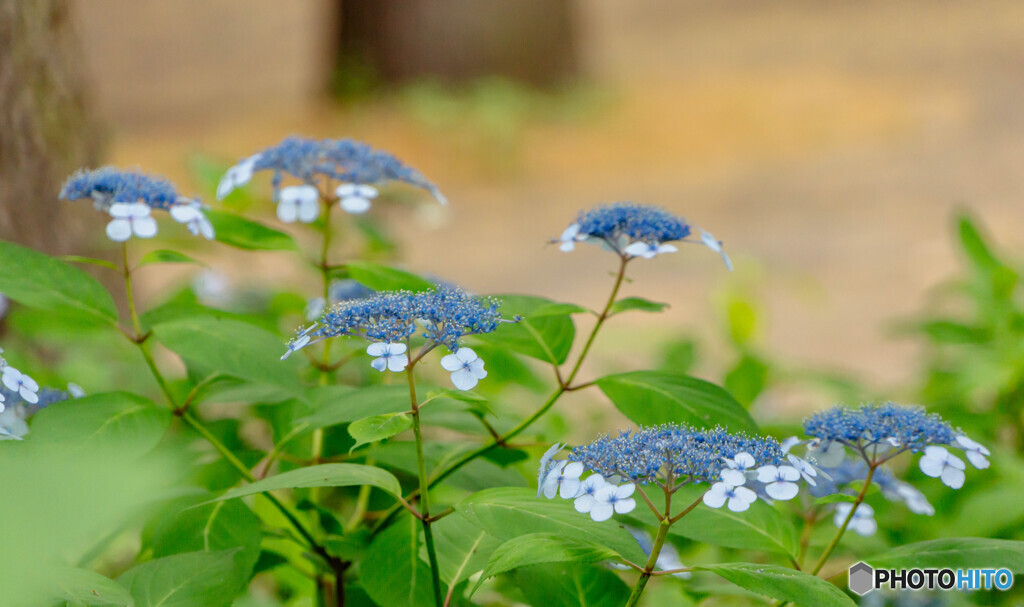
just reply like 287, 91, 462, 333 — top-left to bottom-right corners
573, 474, 608, 513
106, 202, 158, 242
699, 229, 733, 271
335, 183, 379, 215
786, 454, 818, 486
217, 155, 258, 200
169, 201, 215, 239
542, 461, 583, 500
756, 465, 801, 500
623, 241, 678, 259
703, 482, 757, 512
277, 185, 320, 223
721, 451, 756, 486
918, 446, 966, 489
536, 443, 564, 497
1, 367, 39, 405
440, 347, 487, 391
834, 502, 877, 536
590, 483, 636, 522
954, 435, 990, 469
557, 223, 585, 252
366, 342, 408, 373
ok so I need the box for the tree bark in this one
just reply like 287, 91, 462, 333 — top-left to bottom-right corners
0, 0, 103, 254
335, 0, 577, 89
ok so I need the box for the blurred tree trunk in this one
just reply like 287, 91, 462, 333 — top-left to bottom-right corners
0, 0, 103, 255
335, 0, 577, 90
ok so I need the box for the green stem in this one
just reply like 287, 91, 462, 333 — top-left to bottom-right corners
430, 257, 628, 488
625, 487, 672, 607
810, 464, 876, 575
119, 244, 336, 587
372, 257, 630, 534
407, 365, 444, 607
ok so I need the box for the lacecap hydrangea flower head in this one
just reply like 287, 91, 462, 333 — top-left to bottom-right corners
539, 424, 816, 522
787, 403, 989, 536
554, 202, 732, 268
217, 136, 446, 223
60, 167, 214, 242
282, 286, 511, 391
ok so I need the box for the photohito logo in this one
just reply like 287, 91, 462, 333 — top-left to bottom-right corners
848, 561, 1015, 596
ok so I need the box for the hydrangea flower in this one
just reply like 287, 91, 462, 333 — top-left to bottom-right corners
285, 287, 508, 390
2, 366, 39, 406
0, 379, 70, 439
553, 202, 732, 268
699, 229, 734, 271
60, 167, 214, 241
217, 137, 446, 217
536, 443, 565, 498
107, 202, 158, 242
834, 502, 877, 536
591, 483, 637, 522
954, 435, 990, 469
277, 185, 320, 224
440, 347, 487, 390
804, 403, 958, 461
305, 280, 375, 321
703, 482, 757, 512
541, 461, 583, 500
573, 474, 608, 514
756, 465, 801, 500
721, 451, 757, 486
336, 183, 378, 214
366, 342, 408, 373
918, 446, 966, 489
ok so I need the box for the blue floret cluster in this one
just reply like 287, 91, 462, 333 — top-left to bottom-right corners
569, 424, 784, 485
576, 202, 691, 245
59, 167, 185, 211
296, 286, 502, 351
246, 136, 445, 202
803, 403, 957, 453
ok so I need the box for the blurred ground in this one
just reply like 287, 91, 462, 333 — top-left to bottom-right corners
71, 1, 1024, 404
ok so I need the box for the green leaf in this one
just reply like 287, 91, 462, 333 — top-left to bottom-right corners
55, 567, 134, 606
472, 533, 620, 596
596, 371, 758, 433
724, 354, 768, 407
958, 214, 1005, 273
813, 493, 858, 505
29, 392, 170, 456
118, 550, 241, 607
475, 295, 576, 365
300, 385, 410, 431
361, 516, 437, 607
427, 514, 501, 587
211, 463, 402, 502
608, 296, 669, 316
151, 315, 300, 393
146, 497, 262, 591
137, 249, 204, 268
0, 240, 117, 322
866, 538, 1024, 572
454, 488, 646, 563
349, 413, 412, 450
695, 563, 856, 607
206, 210, 298, 251
59, 255, 120, 272
668, 500, 798, 557
726, 296, 759, 346
345, 260, 435, 291
514, 563, 630, 607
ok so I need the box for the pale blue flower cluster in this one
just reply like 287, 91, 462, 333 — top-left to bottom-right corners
283, 286, 506, 390
555, 202, 733, 267
60, 167, 214, 241
60, 167, 182, 211
217, 136, 446, 207
803, 403, 957, 455
568, 424, 784, 485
